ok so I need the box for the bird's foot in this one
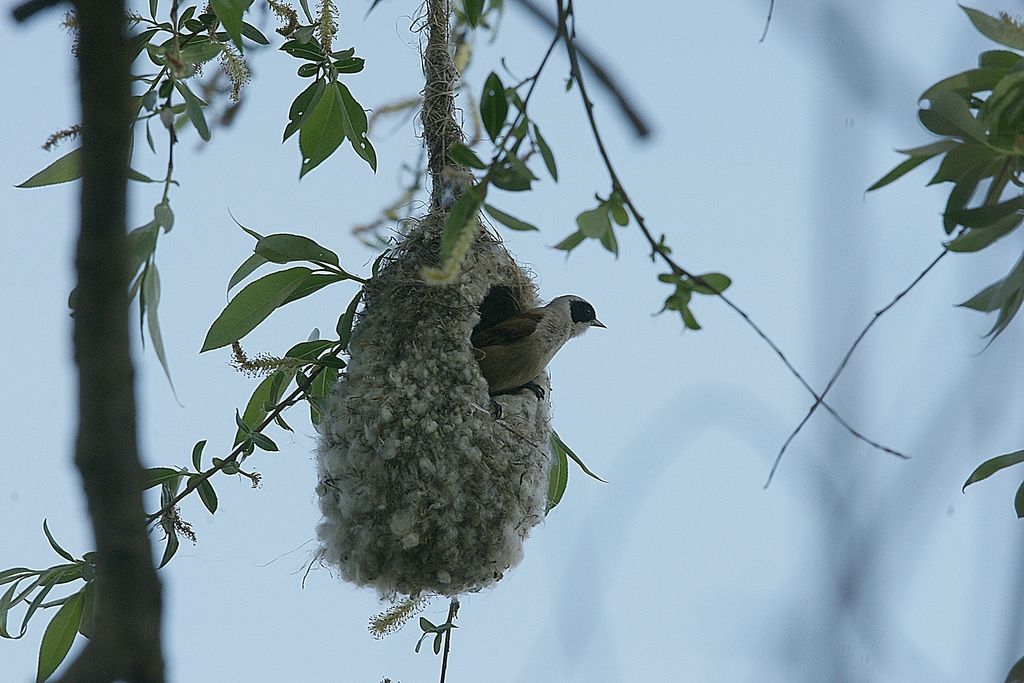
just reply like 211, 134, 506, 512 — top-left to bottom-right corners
490, 398, 503, 420
521, 381, 545, 401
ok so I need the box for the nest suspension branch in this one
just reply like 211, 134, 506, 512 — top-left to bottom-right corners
314, 0, 552, 603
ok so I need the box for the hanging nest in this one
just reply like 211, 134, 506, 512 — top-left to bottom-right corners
314, 214, 552, 598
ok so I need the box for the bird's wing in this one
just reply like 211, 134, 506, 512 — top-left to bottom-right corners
471, 309, 544, 348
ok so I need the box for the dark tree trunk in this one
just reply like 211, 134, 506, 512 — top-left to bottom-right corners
58, 0, 165, 679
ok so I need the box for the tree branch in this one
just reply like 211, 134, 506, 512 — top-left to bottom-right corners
557, 0, 906, 479
438, 598, 460, 683
58, 0, 164, 678
512, 0, 651, 139
11, 0, 63, 23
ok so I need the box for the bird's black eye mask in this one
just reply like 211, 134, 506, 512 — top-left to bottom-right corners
570, 300, 596, 324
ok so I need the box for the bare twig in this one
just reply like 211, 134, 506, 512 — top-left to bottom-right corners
759, 0, 775, 43
764, 249, 947, 487
438, 598, 460, 683
558, 0, 904, 475
145, 370, 319, 523
11, 0, 62, 22
512, 0, 651, 139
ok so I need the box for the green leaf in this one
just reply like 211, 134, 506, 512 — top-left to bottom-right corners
191, 440, 207, 470
241, 21, 270, 45
336, 290, 363, 349
490, 157, 535, 192
281, 272, 347, 305
154, 201, 174, 232
249, 432, 279, 452
1015, 480, 1024, 518
36, 589, 84, 683
867, 141, 958, 191
228, 254, 269, 292
281, 38, 323, 61
16, 148, 82, 188
299, 83, 344, 177
919, 90, 987, 142
481, 72, 508, 142
158, 528, 179, 569
928, 143, 996, 185
336, 83, 377, 172
483, 204, 538, 231
464, 0, 484, 26
920, 67, 1009, 101
210, 0, 254, 51
255, 233, 340, 266
143, 467, 182, 490
961, 5, 1024, 51
234, 369, 295, 445
173, 81, 210, 141
42, 521, 75, 563
285, 339, 333, 360
576, 206, 611, 238
978, 49, 1023, 70
552, 430, 607, 483
143, 265, 177, 392
202, 267, 312, 351
441, 186, 485, 260
179, 38, 224, 66
947, 194, 1024, 228
546, 433, 569, 513
450, 143, 487, 170
691, 273, 732, 295
195, 477, 218, 514
284, 79, 324, 142
964, 449, 1024, 490
553, 230, 586, 252
533, 124, 558, 181
77, 583, 94, 639
945, 212, 1023, 252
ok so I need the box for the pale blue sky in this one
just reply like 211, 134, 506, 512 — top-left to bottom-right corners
4, 1, 1024, 681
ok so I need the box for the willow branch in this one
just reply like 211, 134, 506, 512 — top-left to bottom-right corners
438, 598, 460, 683
558, 0, 905, 476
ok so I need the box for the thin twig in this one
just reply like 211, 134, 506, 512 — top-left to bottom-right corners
512, 0, 651, 138
144, 368, 321, 523
438, 597, 460, 683
558, 0, 905, 471
11, 0, 62, 22
759, 0, 775, 43
765, 249, 947, 487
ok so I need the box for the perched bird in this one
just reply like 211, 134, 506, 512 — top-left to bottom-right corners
471, 295, 605, 402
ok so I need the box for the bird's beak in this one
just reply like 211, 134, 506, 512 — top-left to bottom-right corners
593, 320, 607, 328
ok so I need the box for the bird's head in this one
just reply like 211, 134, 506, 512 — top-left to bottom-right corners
548, 295, 606, 337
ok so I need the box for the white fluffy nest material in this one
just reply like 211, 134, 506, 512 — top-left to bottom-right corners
315, 214, 551, 598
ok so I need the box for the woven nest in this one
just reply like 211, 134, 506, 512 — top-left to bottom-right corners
315, 214, 551, 598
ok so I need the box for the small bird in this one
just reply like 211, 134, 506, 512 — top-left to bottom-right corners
471, 295, 605, 404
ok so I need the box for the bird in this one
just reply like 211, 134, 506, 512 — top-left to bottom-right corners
471, 295, 605, 407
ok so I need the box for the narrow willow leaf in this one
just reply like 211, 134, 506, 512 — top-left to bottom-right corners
533, 124, 558, 181
249, 432, 279, 452
449, 142, 488, 170
284, 79, 324, 142
483, 203, 538, 231
336, 82, 377, 171
77, 583, 94, 639
867, 141, 958, 191
920, 67, 1008, 101
158, 529, 179, 569
553, 230, 586, 252
241, 21, 270, 44
948, 194, 1024, 228
233, 370, 295, 445
691, 273, 733, 295
195, 477, 218, 514
464, 0, 484, 26
299, 83, 344, 177
945, 213, 1022, 252
143, 265, 177, 393
961, 5, 1024, 51
173, 81, 211, 141
480, 72, 508, 142
143, 467, 181, 490
281, 273, 347, 305
202, 267, 312, 351
546, 433, 569, 513
285, 339, 333, 360
191, 440, 207, 470
577, 206, 611, 238
228, 254, 269, 293
41, 522, 75, 563
919, 90, 987, 143
1015, 480, 1024, 518
336, 290, 363, 349
978, 49, 1023, 70
963, 449, 1024, 490
16, 148, 82, 188
36, 589, 84, 683
210, 0, 254, 51
552, 430, 607, 483
255, 233, 340, 266
441, 186, 485, 260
